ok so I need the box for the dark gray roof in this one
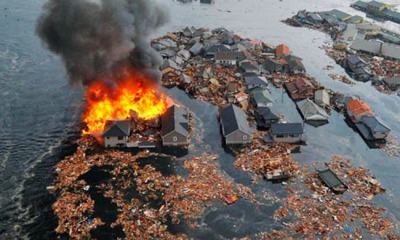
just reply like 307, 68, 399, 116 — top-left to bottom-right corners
189, 42, 204, 55
102, 120, 131, 137
368, 1, 386, 8
361, 115, 390, 133
383, 77, 400, 86
215, 51, 238, 61
244, 76, 268, 87
161, 59, 182, 71
347, 55, 366, 66
162, 105, 189, 137
355, 123, 374, 140
352, 1, 369, 9
271, 123, 303, 135
220, 104, 251, 136
325, 9, 351, 21
257, 107, 279, 121
206, 44, 230, 54
318, 169, 347, 190
240, 61, 259, 71
282, 55, 306, 72
261, 59, 283, 72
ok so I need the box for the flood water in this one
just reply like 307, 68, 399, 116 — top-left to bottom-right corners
0, 0, 400, 239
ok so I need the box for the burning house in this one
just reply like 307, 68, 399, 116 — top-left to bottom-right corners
102, 120, 131, 148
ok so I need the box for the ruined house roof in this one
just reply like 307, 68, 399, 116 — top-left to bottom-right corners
161, 105, 189, 137
346, 99, 373, 116
361, 115, 390, 133
102, 120, 131, 137
297, 98, 329, 121
220, 104, 251, 136
215, 51, 238, 61
276, 44, 290, 56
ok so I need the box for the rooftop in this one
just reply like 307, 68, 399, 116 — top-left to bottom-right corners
220, 104, 251, 136
102, 120, 131, 137
271, 123, 304, 135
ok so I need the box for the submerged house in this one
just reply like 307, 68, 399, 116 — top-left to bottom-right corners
255, 107, 280, 128
284, 78, 315, 101
220, 104, 252, 145
297, 98, 329, 121
270, 123, 304, 143
250, 87, 273, 108
260, 59, 284, 74
102, 120, 131, 148
355, 115, 390, 140
318, 169, 347, 193
161, 105, 190, 146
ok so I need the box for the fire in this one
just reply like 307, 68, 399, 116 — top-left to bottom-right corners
82, 70, 169, 135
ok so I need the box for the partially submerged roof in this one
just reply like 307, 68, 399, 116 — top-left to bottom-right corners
297, 99, 329, 121
161, 59, 182, 71
347, 55, 366, 66
346, 99, 373, 116
270, 123, 304, 135
324, 9, 351, 21
245, 76, 268, 87
162, 105, 189, 137
383, 77, 400, 86
102, 120, 131, 137
368, 1, 386, 9
220, 104, 251, 136
315, 89, 330, 106
251, 87, 273, 105
361, 115, 390, 133
276, 44, 290, 56
318, 169, 347, 193
257, 107, 280, 121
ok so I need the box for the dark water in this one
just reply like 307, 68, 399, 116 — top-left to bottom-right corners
1, 0, 400, 239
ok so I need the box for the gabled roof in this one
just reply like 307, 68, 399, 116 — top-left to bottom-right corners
276, 44, 290, 56
102, 120, 131, 137
161, 105, 189, 137
297, 99, 329, 121
368, 1, 386, 8
346, 99, 373, 116
271, 123, 304, 135
206, 44, 231, 54
240, 61, 259, 71
244, 76, 268, 87
250, 87, 273, 105
161, 59, 182, 71
347, 55, 366, 66
220, 104, 251, 136
361, 115, 390, 133
189, 42, 204, 55
262, 59, 283, 71
257, 107, 280, 121
215, 51, 238, 61
325, 9, 352, 21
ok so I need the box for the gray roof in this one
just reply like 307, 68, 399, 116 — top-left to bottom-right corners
261, 59, 283, 72
271, 123, 304, 135
189, 42, 204, 55
102, 120, 131, 137
324, 9, 351, 21
347, 55, 366, 66
315, 89, 330, 106
361, 115, 390, 133
161, 105, 189, 137
382, 9, 400, 20
368, 1, 386, 8
297, 99, 329, 121
215, 51, 238, 61
282, 55, 306, 73
346, 15, 364, 24
240, 61, 259, 71
350, 38, 381, 54
220, 104, 251, 136
318, 169, 346, 190
244, 76, 268, 87
383, 77, 400, 86
206, 44, 230, 54
250, 87, 273, 104
352, 1, 369, 9
257, 107, 279, 121
161, 59, 182, 71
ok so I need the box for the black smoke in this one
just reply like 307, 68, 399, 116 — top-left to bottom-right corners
36, 0, 168, 86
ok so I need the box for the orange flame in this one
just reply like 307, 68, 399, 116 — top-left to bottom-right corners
82, 70, 169, 135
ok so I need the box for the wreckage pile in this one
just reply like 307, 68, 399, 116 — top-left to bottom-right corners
259, 155, 399, 239
50, 136, 257, 239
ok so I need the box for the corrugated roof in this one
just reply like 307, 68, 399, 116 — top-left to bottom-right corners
161, 105, 189, 137
220, 104, 251, 136
102, 120, 131, 137
271, 123, 304, 135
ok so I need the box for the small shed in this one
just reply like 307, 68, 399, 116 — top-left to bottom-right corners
220, 104, 252, 145
314, 89, 330, 107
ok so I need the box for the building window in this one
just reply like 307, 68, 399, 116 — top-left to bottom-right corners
118, 136, 123, 140
173, 136, 178, 142
243, 135, 248, 140
276, 134, 284, 138
289, 134, 298, 138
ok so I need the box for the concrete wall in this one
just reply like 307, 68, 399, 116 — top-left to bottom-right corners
104, 136, 128, 148
225, 130, 251, 145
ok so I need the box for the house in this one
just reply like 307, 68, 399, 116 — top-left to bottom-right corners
240, 61, 260, 74
297, 98, 329, 121
367, 1, 390, 13
382, 9, 400, 24
161, 105, 190, 146
205, 44, 231, 57
215, 51, 238, 65
314, 89, 330, 108
355, 115, 390, 140
282, 55, 306, 74
102, 120, 131, 148
161, 59, 182, 75
255, 107, 280, 128
322, 9, 352, 22
318, 169, 347, 193
346, 99, 374, 123
260, 59, 284, 74
189, 42, 204, 56
270, 123, 304, 143
276, 44, 290, 57
284, 78, 315, 101
383, 77, 400, 90
220, 104, 252, 145
244, 76, 269, 90
345, 15, 364, 24
346, 55, 373, 82
250, 87, 273, 108
351, 1, 369, 11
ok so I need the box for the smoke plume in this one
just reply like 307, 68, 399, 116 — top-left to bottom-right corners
36, 0, 169, 85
